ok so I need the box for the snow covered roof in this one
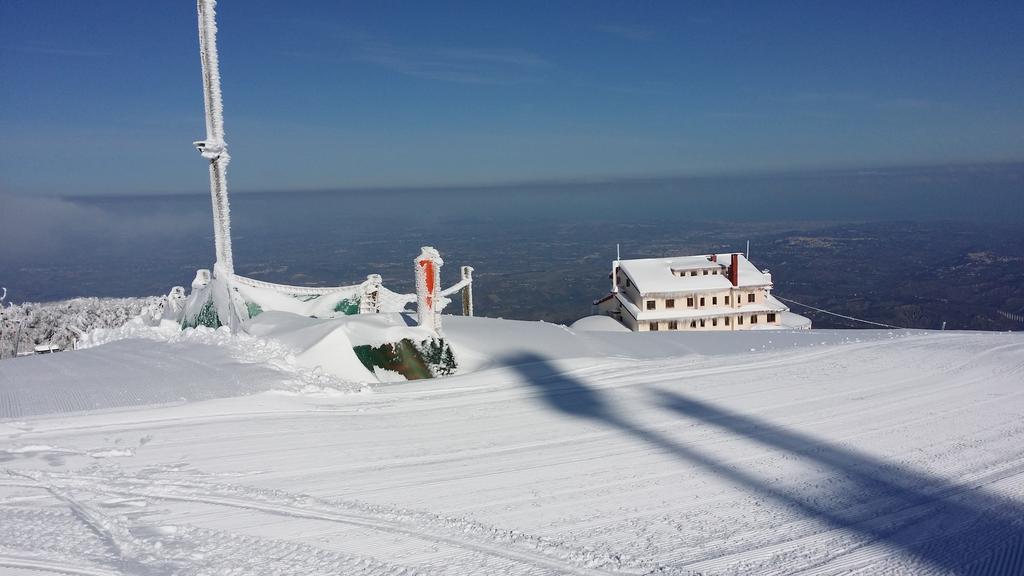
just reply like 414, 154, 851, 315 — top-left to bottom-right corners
618, 253, 772, 295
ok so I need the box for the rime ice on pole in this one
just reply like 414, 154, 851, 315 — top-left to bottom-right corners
194, 0, 234, 275
415, 247, 444, 334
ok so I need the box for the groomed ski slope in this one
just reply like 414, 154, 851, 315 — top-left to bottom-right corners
1, 319, 1023, 575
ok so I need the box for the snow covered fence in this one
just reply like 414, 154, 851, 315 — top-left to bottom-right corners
172, 247, 474, 332
231, 275, 363, 296
0, 247, 476, 359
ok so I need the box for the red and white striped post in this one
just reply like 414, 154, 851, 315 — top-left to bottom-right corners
415, 247, 444, 333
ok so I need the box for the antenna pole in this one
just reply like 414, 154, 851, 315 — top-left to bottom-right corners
746, 240, 750, 259
611, 244, 621, 294
195, 0, 234, 274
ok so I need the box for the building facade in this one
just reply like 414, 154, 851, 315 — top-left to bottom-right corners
596, 253, 803, 332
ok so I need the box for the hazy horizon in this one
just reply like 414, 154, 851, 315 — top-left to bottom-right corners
3, 159, 1022, 199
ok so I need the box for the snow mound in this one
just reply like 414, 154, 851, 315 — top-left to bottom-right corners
569, 315, 631, 332
0, 318, 361, 419
245, 311, 438, 383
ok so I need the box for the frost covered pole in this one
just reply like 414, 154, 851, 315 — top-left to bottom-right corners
0, 288, 6, 359
460, 266, 474, 317
360, 274, 383, 314
194, 0, 234, 275
10, 320, 24, 358
415, 247, 443, 333
611, 243, 620, 294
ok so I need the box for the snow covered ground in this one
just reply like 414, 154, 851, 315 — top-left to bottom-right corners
1, 317, 1022, 575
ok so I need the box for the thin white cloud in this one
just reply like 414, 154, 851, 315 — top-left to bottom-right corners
9, 45, 111, 57
286, 28, 549, 85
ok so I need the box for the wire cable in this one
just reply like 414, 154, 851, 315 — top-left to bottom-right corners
773, 295, 906, 329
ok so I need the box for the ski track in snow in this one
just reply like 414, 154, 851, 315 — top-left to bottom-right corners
1, 330, 1023, 574
1, 469, 622, 576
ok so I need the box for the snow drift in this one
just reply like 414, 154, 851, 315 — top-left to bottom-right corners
1, 321, 1022, 575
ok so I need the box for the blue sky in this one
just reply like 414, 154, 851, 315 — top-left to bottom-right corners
1, 1, 1022, 195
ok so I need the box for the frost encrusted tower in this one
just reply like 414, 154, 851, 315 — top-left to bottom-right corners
194, 0, 234, 275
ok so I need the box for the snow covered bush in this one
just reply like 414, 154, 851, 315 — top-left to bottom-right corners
0, 295, 164, 358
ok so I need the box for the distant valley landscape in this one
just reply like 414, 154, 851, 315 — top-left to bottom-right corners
4, 172, 1022, 331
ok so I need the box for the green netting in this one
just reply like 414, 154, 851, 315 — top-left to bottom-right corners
245, 301, 263, 318
353, 337, 456, 381
181, 299, 222, 329
333, 297, 360, 315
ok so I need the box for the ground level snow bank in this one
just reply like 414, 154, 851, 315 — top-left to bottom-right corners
0, 330, 1021, 575
441, 314, 906, 373
0, 312, 935, 419
0, 318, 359, 419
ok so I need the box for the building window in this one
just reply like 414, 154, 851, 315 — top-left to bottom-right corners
687, 297, 694, 307
646, 300, 656, 310
738, 316, 743, 325
690, 271, 697, 276
747, 293, 755, 303
725, 316, 730, 325
699, 297, 705, 306
650, 321, 659, 331
666, 299, 675, 309
725, 296, 730, 304
668, 320, 678, 330
712, 318, 718, 326
712, 296, 718, 305
751, 315, 758, 324
699, 319, 706, 327
767, 313, 776, 322
703, 270, 708, 275
690, 320, 697, 328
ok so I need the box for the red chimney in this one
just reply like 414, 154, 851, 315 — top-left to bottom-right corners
729, 253, 739, 286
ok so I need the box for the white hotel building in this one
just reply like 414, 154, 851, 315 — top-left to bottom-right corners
595, 253, 810, 332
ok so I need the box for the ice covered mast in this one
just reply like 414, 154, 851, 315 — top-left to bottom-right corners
194, 0, 234, 274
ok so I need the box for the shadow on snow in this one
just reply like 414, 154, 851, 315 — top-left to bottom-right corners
502, 352, 1024, 574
